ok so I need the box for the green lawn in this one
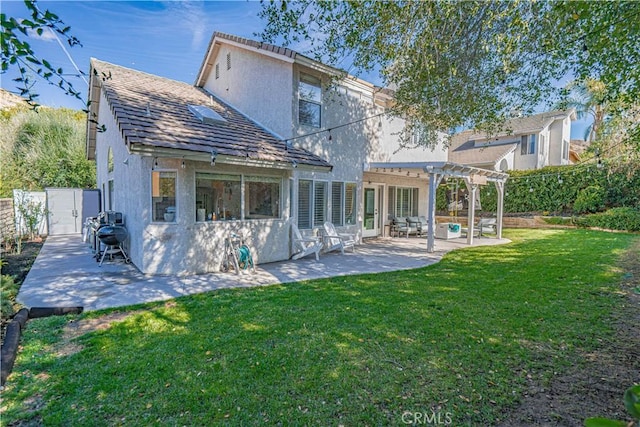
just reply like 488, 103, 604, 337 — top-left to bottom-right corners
2, 229, 637, 426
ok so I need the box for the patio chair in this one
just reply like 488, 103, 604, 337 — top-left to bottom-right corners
462, 217, 497, 237
476, 217, 497, 237
291, 223, 322, 261
322, 222, 356, 254
407, 216, 429, 237
390, 217, 416, 238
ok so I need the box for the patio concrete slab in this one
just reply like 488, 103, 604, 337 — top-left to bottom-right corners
17, 234, 510, 311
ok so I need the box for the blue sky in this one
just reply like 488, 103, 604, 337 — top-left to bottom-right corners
2, 0, 588, 139
1, 1, 275, 109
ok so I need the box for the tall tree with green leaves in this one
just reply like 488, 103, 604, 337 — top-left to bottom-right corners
259, 1, 640, 148
0, 107, 96, 197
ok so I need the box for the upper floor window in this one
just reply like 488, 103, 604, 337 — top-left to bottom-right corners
562, 139, 569, 160
520, 134, 536, 155
299, 73, 321, 128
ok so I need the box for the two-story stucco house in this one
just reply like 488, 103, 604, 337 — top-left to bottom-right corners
448, 110, 577, 171
87, 32, 505, 275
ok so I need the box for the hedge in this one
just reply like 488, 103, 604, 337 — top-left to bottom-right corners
437, 162, 640, 215
574, 207, 640, 232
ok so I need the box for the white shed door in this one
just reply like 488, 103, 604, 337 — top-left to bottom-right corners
47, 188, 83, 235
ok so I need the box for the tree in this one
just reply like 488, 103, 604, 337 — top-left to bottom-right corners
1, 0, 82, 107
258, 1, 640, 148
0, 106, 96, 197
560, 79, 608, 144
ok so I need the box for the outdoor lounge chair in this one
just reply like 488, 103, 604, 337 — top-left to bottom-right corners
407, 216, 429, 237
291, 223, 322, 261
322, 222, 356, 254
390, 216, 416, 238
476, 217, 497, 236
462, 217, 497, 237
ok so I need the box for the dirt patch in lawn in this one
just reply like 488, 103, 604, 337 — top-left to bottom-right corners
55, 310, 144, 356
497, 238, 640, 426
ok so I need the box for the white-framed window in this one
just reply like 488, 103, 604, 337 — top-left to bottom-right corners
520, 134, 537, 155
331, 182, 344, 226
331, 181, 357, 226
245, 175, 280, 219
345, 183, 356, 225
388, 186, 418, 218
226, 52, 231, 70
313, 181, 327, 226
562, 139, 569, 160
215, 63, 219, 79
195, 172, 281, 221
299, 73, 321, 128
298, 179, 312, 229
297, 179, 329, 229
152, 171, 177, 222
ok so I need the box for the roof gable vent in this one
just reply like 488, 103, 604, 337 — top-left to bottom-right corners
187, 104, 227, 125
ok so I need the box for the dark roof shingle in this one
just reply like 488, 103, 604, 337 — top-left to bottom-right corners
91, 58, 331, 169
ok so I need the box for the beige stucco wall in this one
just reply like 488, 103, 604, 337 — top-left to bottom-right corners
95, 90, 293, 275
201, 43, 294, 138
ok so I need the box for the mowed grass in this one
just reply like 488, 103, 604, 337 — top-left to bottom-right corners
2, 229, 637, 426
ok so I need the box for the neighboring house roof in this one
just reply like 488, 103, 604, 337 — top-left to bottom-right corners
87, 59, 331, 170
462, 110, 576, 141
448, 110, 575, 167
448, 130, 518, 167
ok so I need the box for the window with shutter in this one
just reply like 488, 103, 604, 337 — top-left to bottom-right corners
331, 182, 343, 226
298, 180, 312, 229
314, 181, 327, 226
345, 183, 356, 225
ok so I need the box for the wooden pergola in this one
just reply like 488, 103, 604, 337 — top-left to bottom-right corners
365, 161, 509, 252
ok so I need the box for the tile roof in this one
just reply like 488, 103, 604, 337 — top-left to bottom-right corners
213, 32, 299, 60
463, 110, 574, 141
90, 58, 331, 170
448, 110, 574, 166
448, 130, 517, 167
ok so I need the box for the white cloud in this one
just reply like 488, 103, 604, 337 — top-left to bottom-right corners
164, 1, 210, 51
26, 27, 57, 42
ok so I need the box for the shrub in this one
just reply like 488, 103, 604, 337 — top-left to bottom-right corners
574, 185, 606, 214
1, 274, 18, 320
575, 207, 640, 232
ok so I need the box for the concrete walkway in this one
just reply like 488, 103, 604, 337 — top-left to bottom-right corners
17, 234, 510, 311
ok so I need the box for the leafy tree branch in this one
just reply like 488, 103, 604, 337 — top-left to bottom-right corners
1, 0, 83, 107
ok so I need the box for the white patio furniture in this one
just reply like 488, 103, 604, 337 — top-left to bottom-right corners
462, 217, 497, 238
322, 222, 356, 254
291, 223, 322, 261
435, 222, 462, 239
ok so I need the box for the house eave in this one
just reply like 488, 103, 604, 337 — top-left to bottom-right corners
366, 161, 508, 182
129, 144, 332, 172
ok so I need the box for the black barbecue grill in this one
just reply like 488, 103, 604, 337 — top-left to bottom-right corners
90, 211, 130, 266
